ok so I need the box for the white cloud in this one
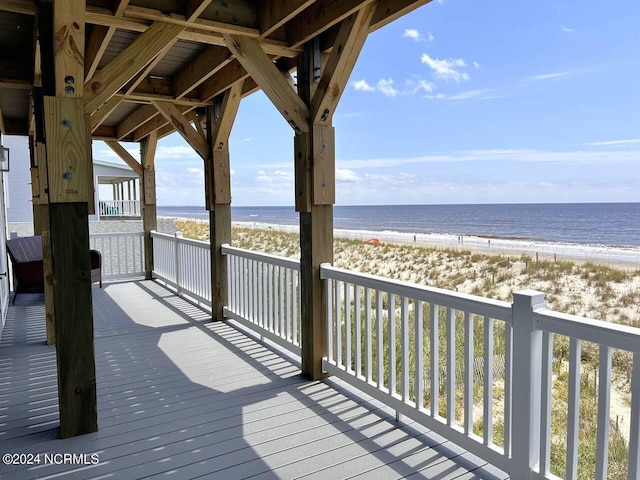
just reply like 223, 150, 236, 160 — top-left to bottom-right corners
402, 29, 434, 42
336, 169, 359, 183
428, 89, 501, 101
352, 79, 375, 92
532, 71, 573, 80
561, 26, 574, 33
156, 145, 200, 159
420, 54, 470, 82
473, 61, 481, 70
377, 78, 400, 97
585, 138, 640, 146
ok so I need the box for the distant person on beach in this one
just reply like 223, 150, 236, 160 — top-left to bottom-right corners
413, 235, 416, 243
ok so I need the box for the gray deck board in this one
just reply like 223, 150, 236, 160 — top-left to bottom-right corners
0, 280, 507, 479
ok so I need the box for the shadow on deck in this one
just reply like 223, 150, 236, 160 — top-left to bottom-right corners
0, 280, 507, 479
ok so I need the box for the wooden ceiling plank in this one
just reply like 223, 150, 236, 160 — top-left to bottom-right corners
104, 140, 143, 176
53, 0, 85, 97
125, 5, 260, 38
258, 0, 316, 38
223, 34, 309, 133
90, 95, 122, 131
151, 100, 208, 159
83, 21, 185, 114
116, 104, 160, 140
174, 46, 232, 99
211, 80, 244, 150
186, 0, 215, 22
311, 3, 375, 125
287, 0, 375, 50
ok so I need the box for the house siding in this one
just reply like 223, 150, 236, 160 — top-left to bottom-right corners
4, 136, 32, 223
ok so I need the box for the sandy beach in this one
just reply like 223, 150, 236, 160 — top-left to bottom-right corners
230, 220, 640, 270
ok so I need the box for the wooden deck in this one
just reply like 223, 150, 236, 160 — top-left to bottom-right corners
0, 280, 507, 479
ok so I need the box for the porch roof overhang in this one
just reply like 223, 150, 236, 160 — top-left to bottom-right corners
0, 0, 431, 141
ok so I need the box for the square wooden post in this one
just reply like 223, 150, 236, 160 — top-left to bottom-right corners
140, 133, 157, 280
37, 0, 97, 437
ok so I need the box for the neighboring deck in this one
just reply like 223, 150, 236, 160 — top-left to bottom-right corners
0, 281, 506, 479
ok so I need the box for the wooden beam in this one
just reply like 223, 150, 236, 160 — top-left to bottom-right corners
53, 0, 84, 97
0, 107, 4, 133
311, 4, 375, 125
84, 21, 185, 114
125, 5, 260, 37
198, 59, 250, 102
258, 0, 316, 38
0, 0, 36, 15
223, 34, 309, 133
122, 39, 176, 96
371, 0, 432, 32
90, 95, 122, 131
104, 140, 143, 176
210, 81, 243, 151
151, 100, 209, 159
186, 0, 214, 22
131, 104, 191, 141
84, 7, 298, 58
174, 46, 232, 99
116, 104, 160, 140
287, 0, 374, 49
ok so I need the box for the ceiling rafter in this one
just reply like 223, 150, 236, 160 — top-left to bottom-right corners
104, 140, 143, 176
258, 0, 316, 38
85, 0, 131, 81
84, 7, 297, 58
84, 21, 185, 114
152, 100, 208, 159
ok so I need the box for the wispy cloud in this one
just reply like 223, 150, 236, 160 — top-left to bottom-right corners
561, 26, 574, 33
406, 78, 435, 94
427, 89, 500, 101
337, 148, 640, 169
420, 54, 470, 82
353, 77, 432, 97
585, 138, 640, 146
403, 28, 434, 42
532, 71, 573, 80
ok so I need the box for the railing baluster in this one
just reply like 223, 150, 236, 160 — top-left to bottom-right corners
483, 316, 494, 446
566, 338, 582, 480
326, 277, 333, 363
365, 287, 372, 383
376, 290, 383, 389
464, 311, 473, 434
293, 270, 299, 345
389, 293, 396, 395
355, 285, 362, 378
446, 307, 455, 425
285, 268, 291, 342
401, 296, 409, 403
336, 280, 342, 368
430, 303, 439, 417
595, 345, 612, 480
345, 281, 351, 372
540, 331, 553, 475
504, 321, 513, 457
415, 300, 424, 410
279, 266, 285, 338
629, 353, 640, 480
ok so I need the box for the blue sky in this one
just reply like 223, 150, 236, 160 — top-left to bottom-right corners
94, 0, 640, 206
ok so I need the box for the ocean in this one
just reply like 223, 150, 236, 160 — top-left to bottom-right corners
157, 203, 640, 247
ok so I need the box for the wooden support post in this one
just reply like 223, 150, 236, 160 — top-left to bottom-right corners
205, 83, 241, 320
296, 40, 334, 380
36, 0, 97, 438
140, 133, 157, 279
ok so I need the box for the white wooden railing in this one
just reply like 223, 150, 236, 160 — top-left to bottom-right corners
221, 244, 302, 356
98, 200, 141, 217
89, 232, 145, 279
151, 231, 211, 305
320, 263, 640, 480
